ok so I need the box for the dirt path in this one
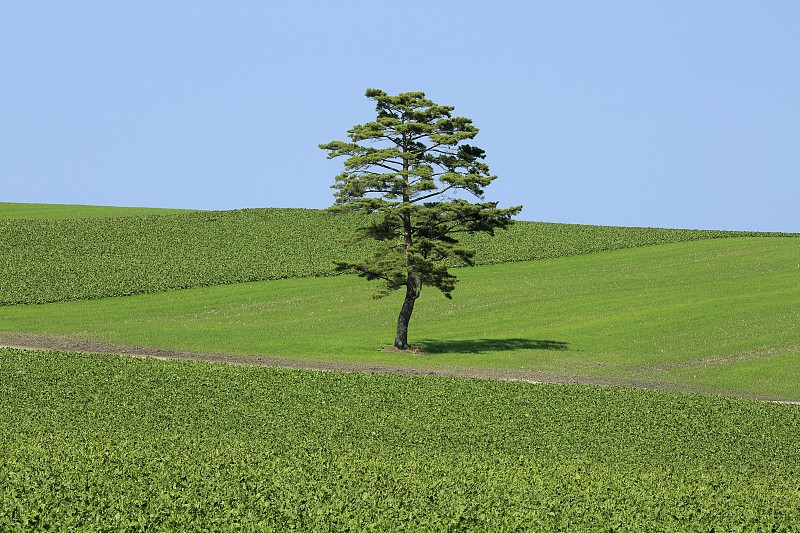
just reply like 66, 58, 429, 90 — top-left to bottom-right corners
2, 332, 798, 405
0, 332, 589, 382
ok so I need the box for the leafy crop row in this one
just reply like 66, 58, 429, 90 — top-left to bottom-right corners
1, 208, 793, 305
1, 348, 798, 530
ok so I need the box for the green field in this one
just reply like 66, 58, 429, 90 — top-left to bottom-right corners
2, 236, 798, 401
2, 204, 787, 306
0, 202, 195, 220
1, 202, 799, 529
2, 349, 798, 530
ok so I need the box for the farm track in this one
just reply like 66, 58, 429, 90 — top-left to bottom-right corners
3, 332, 797, 405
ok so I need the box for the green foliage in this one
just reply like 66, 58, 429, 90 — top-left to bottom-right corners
0, 205, 795, 306
320, 89, 521, 307
0, 209, 370, 306
2, 348, 799, 530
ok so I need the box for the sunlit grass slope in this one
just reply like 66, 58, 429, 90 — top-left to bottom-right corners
3, 237, 798, 400
2, 348, 798, 530
0, 202, 194, 219
1, 204, 792, 306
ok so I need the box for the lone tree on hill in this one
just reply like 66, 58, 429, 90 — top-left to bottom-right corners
320, 89, 522, 350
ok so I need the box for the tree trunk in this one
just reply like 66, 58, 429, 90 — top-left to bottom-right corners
396, 153, 418, 350
394, 271, 421, 350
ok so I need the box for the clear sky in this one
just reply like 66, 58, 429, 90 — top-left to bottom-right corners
3, 2, 799, 231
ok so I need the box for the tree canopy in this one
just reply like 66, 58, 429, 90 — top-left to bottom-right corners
320, 89, 521, 350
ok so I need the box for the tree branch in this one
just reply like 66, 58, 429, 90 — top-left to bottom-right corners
369, 161, 402, 173
410, 184, 456, 203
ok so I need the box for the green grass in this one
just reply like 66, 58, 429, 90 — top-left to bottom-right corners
0, 202, 195, 219
2, 348, 798, 530
2, 205, 791, 306
3, 202, 798, 528
3, 237, 798, 400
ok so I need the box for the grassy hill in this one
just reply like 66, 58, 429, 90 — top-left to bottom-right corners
1, 204, 792, 306
2, 202, 799, 529
0, 202, 195, 219
2, 236, 798, 401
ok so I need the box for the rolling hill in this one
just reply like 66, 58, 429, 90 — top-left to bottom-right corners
2, 202, 799, 529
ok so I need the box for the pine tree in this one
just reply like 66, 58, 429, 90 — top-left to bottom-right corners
320, 89, 522, 350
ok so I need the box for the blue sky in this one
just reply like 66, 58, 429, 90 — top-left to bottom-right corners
3, 2, 799, 231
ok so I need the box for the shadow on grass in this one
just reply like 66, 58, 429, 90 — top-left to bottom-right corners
418, 338, 569, 354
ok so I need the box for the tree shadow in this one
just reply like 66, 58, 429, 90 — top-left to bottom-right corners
418, 338, 569, 354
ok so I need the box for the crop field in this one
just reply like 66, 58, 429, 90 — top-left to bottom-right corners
2, 203, 799, 529
0, 202, 194, 220
2, 236, 798, 401
2, 348, 799, 531
1, 205, 788, 306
